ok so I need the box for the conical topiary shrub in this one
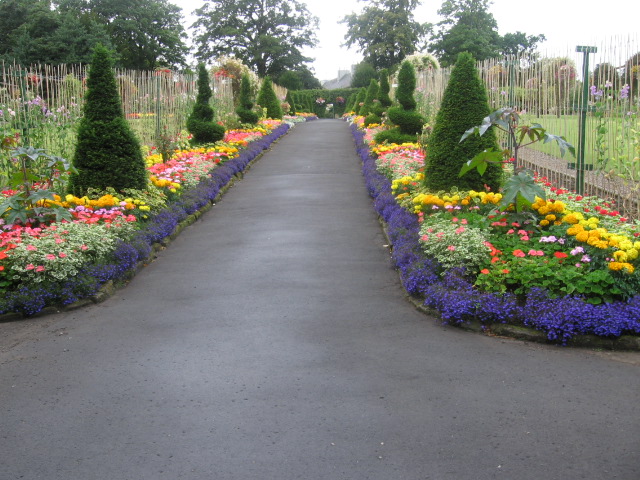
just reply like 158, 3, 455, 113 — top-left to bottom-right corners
256, 76, 283, 119
68, 44, 147, 195
187, 63, 225, 145
424, 52, 502, 192
353, 87, 366, 115
375, 69, 392, 113
375, 60, 424, 144
235, 73, 259, 124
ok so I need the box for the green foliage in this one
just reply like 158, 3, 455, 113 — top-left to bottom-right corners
0, 0, 188, 68
341, 0, 427, 70
459, 107, 575, 212
385, 61, 424, 138
360, 79, 379, 117
374, 128, 417, 145
236, 73, 259, 124
394, 61, 417, 110
350, 62, 378, 88
69, 45, 148, 195
0, 146, 75, 226
353, 88, 367, 115
424, 52, 502, 192
277, 70, 303, 91
500, 31, 546, 57
257, 76, 283, 119
377, 69, 392, 108
187, 63, 226, 144
364, 114, 382, 126
429, 0, 501, 67
192, 0, 319, 78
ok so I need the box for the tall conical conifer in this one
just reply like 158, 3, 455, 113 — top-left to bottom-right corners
68, 44, 147, 195
424, 52, 502, 192
187, 63, 225, 144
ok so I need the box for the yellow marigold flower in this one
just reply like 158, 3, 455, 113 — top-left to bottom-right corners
563, 213, 579, 224
627, 248, 639, 260
538, 206, 550, 215
588, 229, 602, 239
576, 231, 589, 243
540, 219, 550, 227
139, 205, 151, 211
594, 240, 609, 249
545, 214, 556, 222
613, 250, 628, 262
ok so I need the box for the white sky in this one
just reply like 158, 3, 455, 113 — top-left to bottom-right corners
180, 0, 639, 82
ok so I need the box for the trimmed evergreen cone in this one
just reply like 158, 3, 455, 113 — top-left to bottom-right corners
236, 73, 259, 124
424, 52, 502, 192
68, 44, 147, 195
375, 60, 424, 144
256, 76, 283, 119
187, 63, 225, 144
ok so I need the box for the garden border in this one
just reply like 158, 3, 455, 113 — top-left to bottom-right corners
0, 122, 294, 321
350, 123, 640, 351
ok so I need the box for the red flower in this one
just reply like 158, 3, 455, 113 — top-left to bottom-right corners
512, 249, 526, 257
554, 252, 568, 259
480, 269, 490, 274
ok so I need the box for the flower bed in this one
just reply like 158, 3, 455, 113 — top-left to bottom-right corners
0, 120, 294, 317
350, 121, 640, 346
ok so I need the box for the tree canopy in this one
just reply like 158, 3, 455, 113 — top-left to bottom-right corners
429, 0, 501, 67
192, 0, 319, 78
0, 0, 188, 68
342, 0, 427, 70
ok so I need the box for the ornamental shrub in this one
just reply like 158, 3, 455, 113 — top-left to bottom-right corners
360, 79, 379, 117
424, 52, 502, 192
187, 63, 225, 144
235, 73, 259, 124
376, 69, 392, 112
353, 87, 367, 115
68, 44, 147, 195
257, 76, 283, 119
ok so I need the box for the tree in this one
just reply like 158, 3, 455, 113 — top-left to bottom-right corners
59, 0, 189, 70
193, 0, 319, 78
375, 60, 424, 143
277, 71, 304, 91
423, 52, 502, 192
342, 0, 427, 70
69, 45, 147, 195
187, 63, 226, 144
0, 0, 188, 68
351, 62, 378, 88
429, 0, 501, 67
256, 76, 283, 119
236, 73, 259, 124
500, 32, 546, 57
0, 0, 112, 65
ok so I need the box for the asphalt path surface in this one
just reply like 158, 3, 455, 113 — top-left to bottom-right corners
1, 119, 638, 480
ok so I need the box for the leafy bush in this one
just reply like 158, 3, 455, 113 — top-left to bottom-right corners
68, 44, 147, 195
235, 73, 259, 124
187, 63, 225, 144
257, 76, 283, 119
424, 52, 502, 192
360, 79, 379, 117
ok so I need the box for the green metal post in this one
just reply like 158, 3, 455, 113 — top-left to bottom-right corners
576, 46, 597, 195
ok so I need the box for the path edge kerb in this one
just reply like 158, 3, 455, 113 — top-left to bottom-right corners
351, 124, 640, 352
0, 123, 293, 322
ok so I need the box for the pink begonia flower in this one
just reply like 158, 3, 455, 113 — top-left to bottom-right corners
59, 252, 67, 258
521, 235, 530, 241
447, 245, 456, 251
36, 266, 45, 272
461, 219, 468, 224
507, 229, 515, 234
45, 254, 56, 260
452, 217, 458, 223
512, 249, 526, 257
26, 244, 37, 251
421, 235, 429, 242
55, 238, 63, 244
455, 226, 466, 234
527, 250, 544, 256
81, 245, 89, 251
26, 264, 35, 270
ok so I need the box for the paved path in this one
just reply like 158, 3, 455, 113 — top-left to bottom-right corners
1, 120, 638, 480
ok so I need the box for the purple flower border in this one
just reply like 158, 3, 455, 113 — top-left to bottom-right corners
351, 124, 640, 344
0, 123, 291, 317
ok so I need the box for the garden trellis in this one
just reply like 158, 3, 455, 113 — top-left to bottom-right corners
414, 34, 640, 218
0, 62, 235, 159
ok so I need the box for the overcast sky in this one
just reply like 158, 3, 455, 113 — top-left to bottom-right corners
181, 0, 639, 81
